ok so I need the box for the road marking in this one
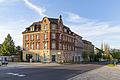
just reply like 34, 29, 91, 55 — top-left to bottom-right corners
18, 75, 25, 77
7, 73, 26, 77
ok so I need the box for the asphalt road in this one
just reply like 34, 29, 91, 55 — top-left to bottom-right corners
0, 64, 104, 80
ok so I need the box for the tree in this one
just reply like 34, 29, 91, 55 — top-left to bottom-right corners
0, 34, 16, 56
89, 53, 96, 62
111, 52, 120, 62
15, 46, 23, 61
95, 47, 104, 61
82, 52, 89, 62
16, 46, 21, 54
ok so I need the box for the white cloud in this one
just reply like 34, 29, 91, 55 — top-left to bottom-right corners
23, 0, 46, 17
65, 12, 120, 48
65, 12, 120, 37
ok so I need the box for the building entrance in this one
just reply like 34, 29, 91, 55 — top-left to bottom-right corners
52, 55, 56, 62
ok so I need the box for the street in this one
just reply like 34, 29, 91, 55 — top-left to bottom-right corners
0, 63, 103, 80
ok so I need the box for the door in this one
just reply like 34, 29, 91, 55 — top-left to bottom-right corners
52, 55, 56, 62
36, 54, 40, 62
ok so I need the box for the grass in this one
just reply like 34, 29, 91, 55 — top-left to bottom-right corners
107, 64, 116, 67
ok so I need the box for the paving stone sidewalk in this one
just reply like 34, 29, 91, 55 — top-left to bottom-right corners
68, 65, 120, 80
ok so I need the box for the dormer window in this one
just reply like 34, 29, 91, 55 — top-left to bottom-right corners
64, 28, 67, 33
69, 31, 71, 34
30, 26, 34, 31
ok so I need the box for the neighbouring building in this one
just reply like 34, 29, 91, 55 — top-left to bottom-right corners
82, 40, 94, 54
22, 15, 94, 63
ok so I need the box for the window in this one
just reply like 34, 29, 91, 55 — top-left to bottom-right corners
36, 43, 39, 49
52, 41, 56, 49
60, 26, 62, 31
30, 43, 34, 49
59, 43, 62, 49
30, 34, 34, 40
36, 34, 39, 40
51, 24, 56, 30
30, 26, 34, 31
64, 28, 67, 33
44, 33, 47, 40
25, 44, 28, 50
51, 33, 56, 39
44, 42, 47, 49
44, 24, 48, 30
25, 35, 28, 40
63, 44, 65, 50
59, 34, 62, 39
36, 27, 40, 31
63, 35, 65, 40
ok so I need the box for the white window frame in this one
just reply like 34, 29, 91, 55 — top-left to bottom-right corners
51, 33, 56, 39
44, 42, 47, 49
36, 43, 39, 49
30, 34, 34, 40
59, 43, 62, 49
51, 24, 56, 30
44, 33, 47, 40
59, 34, 62, 39
25, 35, 28, 40
36, 34, 39, 40
52, 41, 56, 49
26, 44, 28, 50
30, 43, 34, 49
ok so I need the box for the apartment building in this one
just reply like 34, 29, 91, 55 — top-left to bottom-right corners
82, 40, 94, 54
22, 15, 93, 63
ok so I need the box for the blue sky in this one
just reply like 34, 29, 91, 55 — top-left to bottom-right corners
0, 0, 120, 49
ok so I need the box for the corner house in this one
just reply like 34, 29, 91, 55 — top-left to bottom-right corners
22, 15, 94, 63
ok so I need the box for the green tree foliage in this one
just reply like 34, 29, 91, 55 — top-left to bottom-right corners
89, 53, 96, 62
111, 52, 120, 61
82, 52, 89, 62
0, 34, 16, 56
16, 46, 21, 54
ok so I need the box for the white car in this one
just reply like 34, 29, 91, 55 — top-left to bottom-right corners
2, 60, 8, 65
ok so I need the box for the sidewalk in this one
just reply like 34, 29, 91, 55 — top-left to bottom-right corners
0, 62, 61, 68
68, 64, 120, 80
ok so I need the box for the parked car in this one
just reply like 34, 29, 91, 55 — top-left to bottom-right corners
0, 60, 2, 66
0, 56, 8, 65
2, 60, 8, 65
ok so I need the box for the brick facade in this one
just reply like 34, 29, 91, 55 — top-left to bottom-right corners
22, 15, 94, 63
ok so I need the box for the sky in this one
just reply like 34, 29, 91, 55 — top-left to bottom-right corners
0, 0, 120, 49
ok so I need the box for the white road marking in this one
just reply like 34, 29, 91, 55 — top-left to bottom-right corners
7, 72, 26, 77
7, 73, 14, 75
12, 73, 19, 76
18, 75, 25, 77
